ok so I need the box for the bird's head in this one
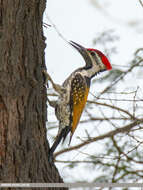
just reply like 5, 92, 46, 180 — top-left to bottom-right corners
69, 41, 112, 75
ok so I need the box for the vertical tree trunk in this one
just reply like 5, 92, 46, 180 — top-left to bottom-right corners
0, 0, 65, 188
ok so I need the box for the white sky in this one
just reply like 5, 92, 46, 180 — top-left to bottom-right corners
44, 0, 143, 83
43, 0, 143, 184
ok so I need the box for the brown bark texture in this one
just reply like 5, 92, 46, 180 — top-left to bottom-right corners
0, 0, 65, 189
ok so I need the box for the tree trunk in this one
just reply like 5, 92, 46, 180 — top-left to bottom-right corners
0, 0, 65, 188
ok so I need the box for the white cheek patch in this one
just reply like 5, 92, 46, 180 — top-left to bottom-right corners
80, 65, 100, 78
89, 51, 104, 69
79, 52, 106, 78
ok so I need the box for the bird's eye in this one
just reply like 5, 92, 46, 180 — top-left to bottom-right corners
90, 51, 95, 56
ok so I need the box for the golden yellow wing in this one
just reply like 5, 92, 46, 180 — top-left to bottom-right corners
69, 73, 90, 143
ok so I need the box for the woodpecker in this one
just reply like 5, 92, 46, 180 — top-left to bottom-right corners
45, 41, 112, 163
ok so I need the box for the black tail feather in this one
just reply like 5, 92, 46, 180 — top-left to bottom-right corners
68, 133, 73, 146
48, 126, 70, 164
62, 127, 70, 144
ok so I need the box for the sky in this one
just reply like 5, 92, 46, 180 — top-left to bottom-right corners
44, 0, 143, 83
43, 0, 143, 185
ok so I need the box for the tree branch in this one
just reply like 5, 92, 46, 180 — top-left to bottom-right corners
54, 119, 143, 159
87, 100, 136, 119
97, 60, 143, 98
139, 0, 143, 7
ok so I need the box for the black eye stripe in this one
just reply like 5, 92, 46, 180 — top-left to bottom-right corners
90, 51, 103, 66
91, 51, 95, 56
91, 51, 100, 62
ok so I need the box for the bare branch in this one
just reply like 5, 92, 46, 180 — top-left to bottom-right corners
97, 60, 143, 98
54, 119, 143, 158
81, 117, 132, 123
88, 100, 135, 119
139, 0, 143, 7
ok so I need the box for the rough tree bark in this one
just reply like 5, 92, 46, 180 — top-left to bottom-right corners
0, 0, 65, 189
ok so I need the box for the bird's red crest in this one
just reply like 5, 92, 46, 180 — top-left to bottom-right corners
88, 48, 112, 70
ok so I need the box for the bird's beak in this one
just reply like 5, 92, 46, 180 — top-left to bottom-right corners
69, 41, 88, 57
69, 41, 92, 65
69, 41, 86, 54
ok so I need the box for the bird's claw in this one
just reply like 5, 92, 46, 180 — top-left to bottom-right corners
42, 70, 52, 84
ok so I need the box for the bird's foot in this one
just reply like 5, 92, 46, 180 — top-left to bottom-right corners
42, 70, 52, 86
42, 70, 66, 95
